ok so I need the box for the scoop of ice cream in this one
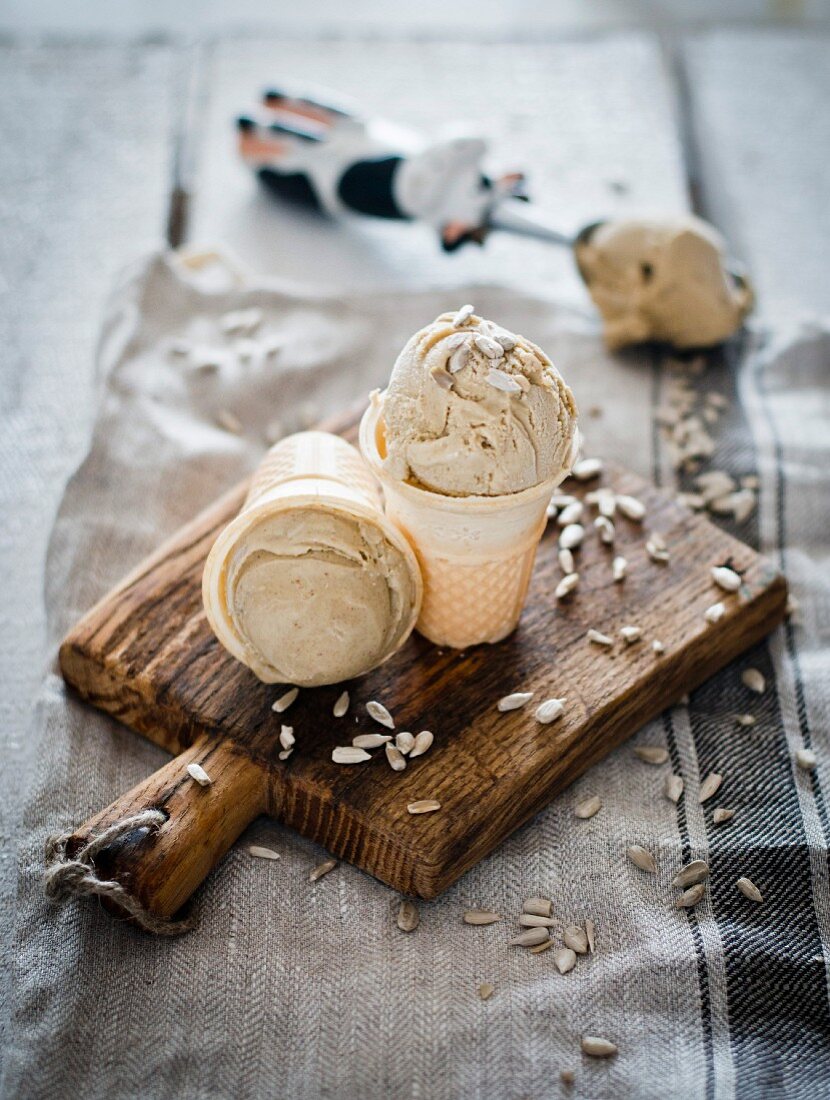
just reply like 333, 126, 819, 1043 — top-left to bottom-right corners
381, 311, 578, 496
225, 506, 417, 686
574, 216, 753, 350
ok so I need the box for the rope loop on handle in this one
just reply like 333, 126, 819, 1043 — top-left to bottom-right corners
44, 809, 198, 936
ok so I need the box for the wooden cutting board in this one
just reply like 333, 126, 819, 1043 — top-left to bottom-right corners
59, 403, 787, 925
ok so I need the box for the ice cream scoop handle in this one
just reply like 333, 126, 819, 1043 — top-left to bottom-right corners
487, 198, 575, 247
57, 736, 269, 928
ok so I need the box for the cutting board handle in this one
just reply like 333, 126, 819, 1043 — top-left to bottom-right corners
51, 735, 269, 931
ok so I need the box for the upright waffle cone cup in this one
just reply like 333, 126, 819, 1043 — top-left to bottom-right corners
203, 431, 422, 685
360, 396, 571, 649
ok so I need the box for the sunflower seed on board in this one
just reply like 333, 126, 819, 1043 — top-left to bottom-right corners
430, 364, 454, 390
386, 744, 406, 772
555, 573, 579, 600
594, 516, 615, 544
477, 335, 506, 360
572, 457, 603, 481
520, 913, 556, 928
627, 845, 657, 873
353, 733, 392, 749
705, 602, 726, 624
675, 883, 706, 908
616, 494, 646, 521
575, 796, 602, 819
559, 548, 576, 574
397, 900, 420, 932
529, 938, 555, 955
597, 491, 616, 519
559, 524, 585, 550
535, 698, 565, 724
585, 918, 596, 953
712, 565, 742, 592
554, 947, 577, 974
186, 762, 212, 787
464, 910, 502, 925
478, 982, 495, 1001
742, 668, 766, 694
587, 629, 613, 647
509, 927, 550, 948
407, 800, 441, 815
672, 860, 710, 888
272, 687, 299, 713
452, 303, 475, 327
497, 692, 534, 712
581, 1037, 618, 1058
612, 556, 627, 583
448, 343, 470, 373
523, 897, 552, 917
308, 859, 337, 883
395, 731, 415, 755
652, 639, 666, 655
409, 730, 434, 759
279, 725, 295, 751
332, 746, 372, 764
713, 807, 735, 824
665, 774, 684, 803
367, 700, 395, 728
550, 494, 578, 509
796, 748, 818, 771
635, 746, 669, 765
736, 877, 763, 903
735, 713, 756, 727
248, 845, 280, 860
278, 749, 293, 762
333, 690, 350, 718
557, 501, 584, 527
620, 625, 642, 644
698, 772, 723, 803
564, 925, 589, 954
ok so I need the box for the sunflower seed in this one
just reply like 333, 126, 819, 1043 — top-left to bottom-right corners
332, 746, 372, 764
627, 845, 657, 873
445, 332, 467, 350
581, 1036, 618, 1058
397, 900, 420, 931
705, 602, 726, 624
353, 733, 392, 749
279, 725, 295, 751
559, 548, 575, 574
585, 918, 596, 953
646, 532, 669, 563
575, 796, 602, 819
430, 364, 454, 390
677, 491, 706, 510
216, 409, 243, 434
495, 332, 518, 350
477, 982, 495, 1001
367, 700, 395, 728
555, 573, 579, 599
452, 303, 475, 327
333, 690, 350, 718
509, 927, 550, 947
308, 859, 337, 883
675, 883, 706, 908
672, 860, 710, 888
735, 714, 756, 727
652, 639, 665, 655
407, 800, 440, 815
497, 692, 534, 712
557, 501, 584, 527
520, 913, 556, 928
696, 470, 736, 500
477, 336, 506, 361
587, 629, 613, 647
448, 343, 470, 373
698, 773, 723, 802
410, 730, 434, 758
712, 566, 742, 592
559, 523, 585, 550
248, 845, 280, 860
620, 625, 642, 644
523, 897, 552, 917
594, 516, 615, 544
464, 910, 502, 925
713, 807, 735, 824
386, 744, 406, 772
488, 367, 523, 394
535, 698, 565, 724
635, 746, 668, 765
665, 774, 684, 803
742, 668, 766, 694
529, 938, 555, 954
186, 762, 212, 786
597, 491, 616, 518
616, 494, 646, 521
272, 687, 299, 713
278, 748, 293, 761
564, 925, 589, 954
736, 876, 763, 903
395, 731, 415, 755
731, 489, 757, 523
554, 947, 577, 974
572, 458, 603, 481
560, 1069, 575, 1085
612, 556, 628, 582
796, 748, 818, 771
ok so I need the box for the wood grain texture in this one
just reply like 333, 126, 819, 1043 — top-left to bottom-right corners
60, 403, 787, 916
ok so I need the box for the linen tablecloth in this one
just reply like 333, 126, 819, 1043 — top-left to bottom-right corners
2, 252, 828, 1099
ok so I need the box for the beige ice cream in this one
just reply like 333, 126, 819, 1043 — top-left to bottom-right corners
574, 216, 753, 351
382, 311, 578, 497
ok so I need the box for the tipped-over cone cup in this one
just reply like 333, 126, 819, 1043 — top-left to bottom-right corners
360, 394, 575, 649
203, 431, 422, 687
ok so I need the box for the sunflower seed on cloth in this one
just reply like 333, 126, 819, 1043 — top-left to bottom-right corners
736, 877, 763, 903
386, 744, 406, 772
675, 884, 706, 908
555, 573, 580, 600
529, 938, 555, 955
735, 713, 756, 727
520, 913, 556, 928
333, 690, 350, 718
585, 919, 596, 953
523, 897, 552, 917
575, 796, 602, 819
554, 947, 577, 974
397, 900, 420, 932
557, 501, 584, 527
712, 565, 742, 592
559, 524, 585, 550
581, 1036, 618, 1058
698, 772, 723, 803
535, 698, 565, 724
248, 845, 280, 860
796, 748, 818, 771
564, 925, 589, 954
451, 303, 475, 327
367, 700, 395, 728
407, 800, 440, 814
616, 494, 646, 521
272, 687, 298, 713
463, 910, 502, 926
705, 602, 726, 624
477, 982, 495, 1001
497, 692, 534, 712
672, 860, 710, 888
635, 746, 669, 765
742, 668, 766, 694
627, 845, 657, 873
509, 927, 550, 948
665, 774, 684, 803
713, 807, 736, 824
332, 746, 372, 764
395, 731, 415, 754
308, 859, 337, 883
409, 730, 434, 758
587, 629, 613, 647
353, 733, 392, 749
186, 762, 212, 787
571, 457, 603, 481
